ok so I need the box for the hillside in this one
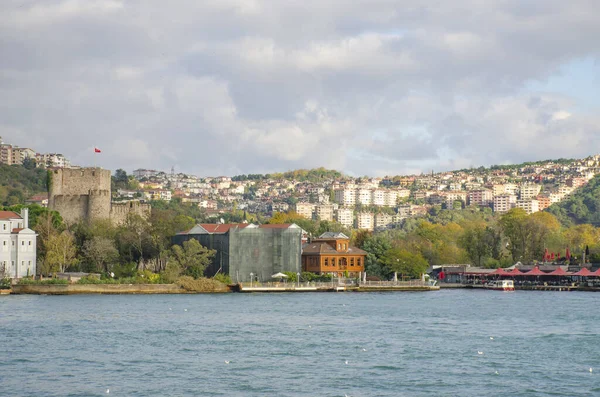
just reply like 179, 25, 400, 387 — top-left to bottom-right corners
547, 174, 600, 226
0, 164, 48, 206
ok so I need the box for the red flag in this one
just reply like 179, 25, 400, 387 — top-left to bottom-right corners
94, 147, 101, 153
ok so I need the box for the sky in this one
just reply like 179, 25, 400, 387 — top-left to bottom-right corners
1, 0, 599, 177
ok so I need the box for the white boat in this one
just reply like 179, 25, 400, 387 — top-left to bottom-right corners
486, 280, 514, 291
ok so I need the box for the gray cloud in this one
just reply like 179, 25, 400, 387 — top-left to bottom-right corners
1, 0, 599, 177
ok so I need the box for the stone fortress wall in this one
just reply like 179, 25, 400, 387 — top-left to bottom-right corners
48, 167, 150, 225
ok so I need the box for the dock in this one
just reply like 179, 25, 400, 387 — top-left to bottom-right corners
439, 283, 580, 291
238, 281, 439, 293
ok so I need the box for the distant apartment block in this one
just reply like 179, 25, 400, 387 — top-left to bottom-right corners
468, 189, 493, 206
315, 204, 335, 221
356, 189, 372, 205
493, 194, 517, 213
334, 189, 356, 206
335, 207, 354, 228
375, 213, 395, 230
536, 196, 551, 211
566, 177, 588, 189
295, 202, 316, 219
519, 184, 541, 200
356, 212, 374, 231
516, 199, 539, 215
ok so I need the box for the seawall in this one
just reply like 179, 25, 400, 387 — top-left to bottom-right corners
10, 284, 229, 295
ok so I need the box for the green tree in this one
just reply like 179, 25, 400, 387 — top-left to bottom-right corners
381, 248, 429, 279
168, 239, 216, 279
43, 231, 78, 273
361, 234, 392, 279
83, 236, 119, 273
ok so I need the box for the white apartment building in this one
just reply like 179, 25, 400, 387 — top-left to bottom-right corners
0, 209, 37, 279
357, 189, 372, 205
375, 213, 395, 229
295, 202, 316, 219
396, 189, 411, 199
315, 204, 335, 221
384, 190, 398, 207
334, 189, 356, 206
493, 194, 517, 213
445, 192, 468, 207
335, 207, 354, 228
372, 190, 385, 206
516, 199, 539, 215
468, 189, 493, 206
519, 184, 542, 200
356, 212, 374, 231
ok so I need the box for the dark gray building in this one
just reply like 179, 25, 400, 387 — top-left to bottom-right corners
172, 223, 303, 282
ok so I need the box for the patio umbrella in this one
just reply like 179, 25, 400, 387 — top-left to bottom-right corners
572, 268, 593, 277
271, 272, 288, 278
566, 247, 571, 261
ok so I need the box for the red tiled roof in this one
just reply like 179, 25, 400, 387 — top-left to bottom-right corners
12, 228, 24, 233
0, 211, 21, 220
259, 224, 294, 229
198, 223, 251, 233
302, 242, 367, 256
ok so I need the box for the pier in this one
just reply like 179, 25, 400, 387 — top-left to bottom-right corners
238, 280, 440, 293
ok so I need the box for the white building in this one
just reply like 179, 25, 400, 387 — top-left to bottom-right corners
516, 199, 539, 215
295, 202, 316, 219
356, 212, 374, 231
0, 209, 37, 279
315, 204, 335, 221
519, 184, 542, 200
356, 189, 372, 205
335, 207, 354, 228
493, 194, 517, 213
334, 188, 356, 206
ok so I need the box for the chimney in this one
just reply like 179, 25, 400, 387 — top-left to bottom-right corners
21, 208, 29, 228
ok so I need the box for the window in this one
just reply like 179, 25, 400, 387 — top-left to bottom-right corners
350, 258, 355, 266
28, 241, 31, 246
332, 258, 336, 267
11, 241, 14, 246
28, 261, 31, 266
344, 244, 347, 250
357, 258, 362, 266
2, 241, 5, 246
22, 241, 24, 246
338, 243, 341, 250
2, 224, 5, 230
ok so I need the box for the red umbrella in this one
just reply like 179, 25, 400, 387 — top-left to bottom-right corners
566, 247, 571, 260
489, 268, 511, 276
591, 268, 600, 277
507, 268, 524, 276
548, 267, 572, 276
525, 267, 546, 276
544, 248, 549, 262
573, 268, 593, 277
550, 252, 555, 260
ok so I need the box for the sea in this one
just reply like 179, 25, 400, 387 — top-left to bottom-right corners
1, 290, 600, 397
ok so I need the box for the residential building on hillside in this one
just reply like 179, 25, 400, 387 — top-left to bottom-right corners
335, 207, 354, 227
356, 189, 372, 205
301, 232, 366, 277
315, 204, 335, 221
468, 189, 493, 206
295, 202, 316, 219
516, 199, 539, 214
536, 196, 551, 211
356, 212, 374, 231
334, 188, 356, 206
0, 209, 37, 279
519, 184, 541, 200
493, 194, 517, 213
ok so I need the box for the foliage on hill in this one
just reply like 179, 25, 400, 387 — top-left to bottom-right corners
547, 174, 600, 226
232, 167, 343, 182
0, 164, 48, 206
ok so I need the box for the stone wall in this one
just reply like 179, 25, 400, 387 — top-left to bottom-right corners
110, 200, 152, 225
11, 283, 230, 294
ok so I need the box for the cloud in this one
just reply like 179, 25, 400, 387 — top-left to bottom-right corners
0, 0, 599, 177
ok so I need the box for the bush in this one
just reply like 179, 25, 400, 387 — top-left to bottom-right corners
18, 278, 68, 285
0, 278, 11, 289
176, 276, 228, 292
213, 273, 232, 285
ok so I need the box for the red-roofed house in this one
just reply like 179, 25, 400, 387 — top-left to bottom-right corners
0, 208, 37, 279
302, 232, 366, 277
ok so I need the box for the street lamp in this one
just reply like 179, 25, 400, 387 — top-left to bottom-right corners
250, 272, 254, 287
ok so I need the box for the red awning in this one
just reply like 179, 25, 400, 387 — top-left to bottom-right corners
572, 268, 593, 277
548, 267, 572, 276
489, 268, 511, 276
524, 267, 546, 276
591, 268, 600, 277
507, 268, 524, 275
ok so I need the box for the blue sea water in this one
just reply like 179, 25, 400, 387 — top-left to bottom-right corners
1, 290, 600, 397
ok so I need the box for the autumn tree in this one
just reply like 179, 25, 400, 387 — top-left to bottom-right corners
43, 231, 78, 274
381, 247, 429, 279
167, 239, 216, 280
83, 236, 119, 273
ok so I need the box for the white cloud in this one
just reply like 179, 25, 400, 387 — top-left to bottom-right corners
0, 0, 599, 176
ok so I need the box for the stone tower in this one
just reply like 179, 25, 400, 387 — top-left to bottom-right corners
48, 167, 112, 224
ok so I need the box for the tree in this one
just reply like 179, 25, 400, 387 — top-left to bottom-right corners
83, 236, 119, 273
168, 239, 216, 279
361, 234, 392, 279
459, 225, 493, 267
381, 248, 429, 279
44, 231, 78, 273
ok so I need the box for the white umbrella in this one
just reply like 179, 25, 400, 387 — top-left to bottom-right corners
271, 272, 288, 278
